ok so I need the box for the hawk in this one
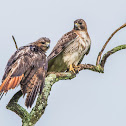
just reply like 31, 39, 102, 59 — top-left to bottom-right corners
48, 19, 91, 73
0, 37, 50, 108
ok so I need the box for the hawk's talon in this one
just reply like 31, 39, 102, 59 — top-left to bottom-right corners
69, 64, 76, 73
73, 65, 80, 73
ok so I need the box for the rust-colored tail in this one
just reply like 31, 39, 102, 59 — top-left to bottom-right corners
0, 74, 24, 99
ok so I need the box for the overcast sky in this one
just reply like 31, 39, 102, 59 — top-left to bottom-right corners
0, 0, 126, 126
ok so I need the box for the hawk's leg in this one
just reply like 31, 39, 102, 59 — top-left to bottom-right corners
69, 64, 76, 73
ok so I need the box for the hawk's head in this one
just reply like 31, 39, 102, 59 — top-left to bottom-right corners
74, 19, 87, 31
33, 37, 50, 52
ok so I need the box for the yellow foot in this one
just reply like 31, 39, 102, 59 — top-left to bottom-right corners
69, 64, 76, 73
73, 65, 80, 73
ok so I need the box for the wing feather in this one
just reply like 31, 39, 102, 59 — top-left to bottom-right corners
24, 67, 46, 108
2, 46, 29, 81
25, 84, 40, 108
0, 46, 32, 93
48, 30, 77, 61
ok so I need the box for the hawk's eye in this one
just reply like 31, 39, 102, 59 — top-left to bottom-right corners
79, 22, 82, 25
41, 42, 45, 44
30, 45, 38, 52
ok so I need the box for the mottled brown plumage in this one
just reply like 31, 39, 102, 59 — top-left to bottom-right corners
48, 19, 91, 72
0, 37, 50, 108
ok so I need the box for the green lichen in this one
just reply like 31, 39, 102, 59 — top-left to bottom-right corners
38, 104, 43, 110
111, 44, 126, 53
95, 65, 104, 73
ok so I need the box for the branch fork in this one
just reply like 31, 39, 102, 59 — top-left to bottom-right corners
6, 23, 126, 126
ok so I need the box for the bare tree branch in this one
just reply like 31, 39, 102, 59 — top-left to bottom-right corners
100, 44, 126, 68
96, 23, 126, 65
5, 23, 126, 126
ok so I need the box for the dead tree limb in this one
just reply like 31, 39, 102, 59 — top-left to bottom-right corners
6, 23, 126, 126
96, 23, 126, 65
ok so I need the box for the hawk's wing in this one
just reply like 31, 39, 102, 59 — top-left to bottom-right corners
48, 30, 77, 61
21, 66, 46, 107
0, 45, 47, 107
20, 53, 47, 108
78, 45, 91, 65
2, 46, 31, 82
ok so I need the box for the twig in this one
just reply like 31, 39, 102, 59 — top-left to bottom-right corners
96, 23, 126, 65
100, 44, 126, 68
12, 35, 18, 50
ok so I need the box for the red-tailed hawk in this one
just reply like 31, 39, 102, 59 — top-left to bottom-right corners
0, 37, 50, 108
48, 19, 91, 73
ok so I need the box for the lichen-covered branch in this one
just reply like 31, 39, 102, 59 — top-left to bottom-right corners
29, 73, 74, 125
100, 44, 126, 68
6, 43, 126, 126
6, 90, 29, 119
6, 23, 126, 126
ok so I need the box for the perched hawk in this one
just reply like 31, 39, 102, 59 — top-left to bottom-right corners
0, 37, 50, 108
48, 19, 91, 72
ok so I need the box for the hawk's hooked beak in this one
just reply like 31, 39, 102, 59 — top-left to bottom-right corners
75, 23, 79, 27
74, 23, 80, 30
46, 42, 50, 48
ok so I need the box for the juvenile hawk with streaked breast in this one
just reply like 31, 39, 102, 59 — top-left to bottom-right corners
48, 19, 91, 73
0, 37, 50, 108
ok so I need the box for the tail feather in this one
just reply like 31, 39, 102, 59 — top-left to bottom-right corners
25, 85, 40, 108
39, 81, 44, 94
30, 85, 39, 107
